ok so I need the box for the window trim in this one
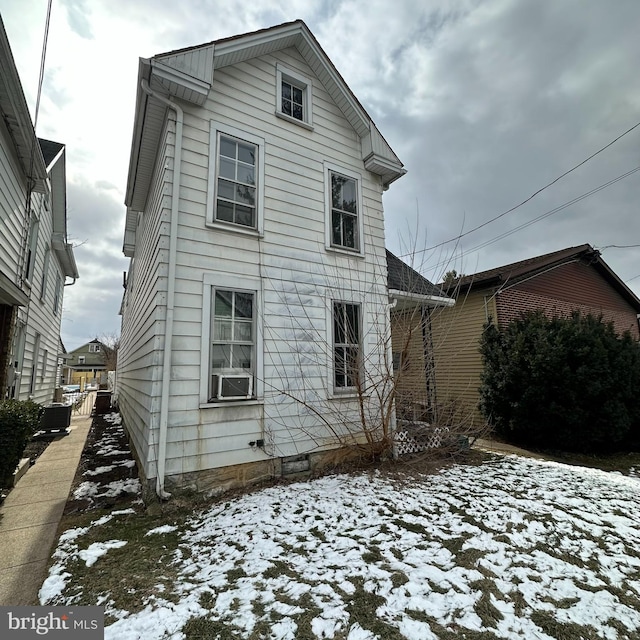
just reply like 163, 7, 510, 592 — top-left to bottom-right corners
200, 272, 263, 407
276, 63, 313, 130
324, 162, 365, 257
206, 122, 265, 236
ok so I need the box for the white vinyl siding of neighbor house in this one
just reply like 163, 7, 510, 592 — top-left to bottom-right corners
0, 123, 65, 403
0, 119, 28, 290
119, 46, 390, 480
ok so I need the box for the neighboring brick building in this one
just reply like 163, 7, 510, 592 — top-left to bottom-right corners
430, 244, 640, 426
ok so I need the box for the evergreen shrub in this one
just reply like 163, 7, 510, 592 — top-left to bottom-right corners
0, 399, 44, 487
479, 311, 640, 453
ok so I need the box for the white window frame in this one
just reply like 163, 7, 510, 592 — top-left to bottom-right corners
89, 343, 101, 353
276, 63, 313, 130
24, 216, 39, 283
200, 272, 263, 407
324, 162, 365, 256
206, 122, 265, 236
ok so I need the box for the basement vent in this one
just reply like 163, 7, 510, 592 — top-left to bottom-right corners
281, 454, 310, 476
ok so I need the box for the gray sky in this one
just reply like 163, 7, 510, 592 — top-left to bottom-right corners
2, 0, 639, 350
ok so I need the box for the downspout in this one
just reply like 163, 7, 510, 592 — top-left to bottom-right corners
140, 78, 183, 500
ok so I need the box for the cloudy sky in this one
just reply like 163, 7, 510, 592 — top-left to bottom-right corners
1, 0, 639, 349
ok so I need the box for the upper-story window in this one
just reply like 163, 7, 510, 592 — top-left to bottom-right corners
276, 64, 313, 130
89, 343, 101, 353
207, 123, 265, 235
324, 163, 364, 255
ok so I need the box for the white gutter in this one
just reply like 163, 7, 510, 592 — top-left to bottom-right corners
388, 289, 455, 307
140, 78, 182, 500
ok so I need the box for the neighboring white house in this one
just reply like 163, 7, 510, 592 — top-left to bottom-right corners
0, 17, 78, 404
117, 20, 409, 497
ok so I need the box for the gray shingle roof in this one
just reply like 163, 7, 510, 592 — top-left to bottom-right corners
386, 250, 447, 298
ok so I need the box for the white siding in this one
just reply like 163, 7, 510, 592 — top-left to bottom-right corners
120, 47, 392, 482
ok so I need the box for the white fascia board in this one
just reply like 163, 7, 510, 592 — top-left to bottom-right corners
388, 288, 455, 308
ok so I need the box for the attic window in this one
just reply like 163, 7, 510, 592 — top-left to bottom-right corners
276, 64, 313, 130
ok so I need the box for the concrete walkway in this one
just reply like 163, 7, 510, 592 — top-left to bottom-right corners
473, 437, 544, 459
0, 412, 92, 605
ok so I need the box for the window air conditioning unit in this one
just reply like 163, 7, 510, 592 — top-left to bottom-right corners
212, 374, 253, 400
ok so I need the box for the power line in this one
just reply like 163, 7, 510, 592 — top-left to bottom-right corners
404, 119, 640, 258
424, 165, 640, 276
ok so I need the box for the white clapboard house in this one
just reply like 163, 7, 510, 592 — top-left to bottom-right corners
0, 18, 78, 404
118, 20, 411, 497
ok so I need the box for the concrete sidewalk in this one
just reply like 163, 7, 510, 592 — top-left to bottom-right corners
0, 412, 92, 605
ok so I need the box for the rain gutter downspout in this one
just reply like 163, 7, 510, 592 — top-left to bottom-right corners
141, 78, 182, 500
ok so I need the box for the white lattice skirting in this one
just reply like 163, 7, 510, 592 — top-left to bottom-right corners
394, 423, 450, 455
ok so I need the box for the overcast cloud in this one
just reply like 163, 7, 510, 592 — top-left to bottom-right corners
1, 0, 638, 349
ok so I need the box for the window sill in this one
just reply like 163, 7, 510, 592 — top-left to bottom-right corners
206, 221, 263, 238
275, 111, 314, 131
329, 391, 368, 400
200, 399, 264, 409
325, 245, 365, 259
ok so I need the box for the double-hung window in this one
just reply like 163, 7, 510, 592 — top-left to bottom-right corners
330, 172, 359, 250
276, 64, 313, 128
208, 124, 265, 233
333, 301, 361, 390
324, 163, 364, 255
210, 289, 255, 401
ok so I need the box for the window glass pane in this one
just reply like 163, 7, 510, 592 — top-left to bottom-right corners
332, 211, 342, 246
345, 346, 359, 387
237, 143, 255, 165
216, 201, 234, 222
292, 104, 303, 120
343, 214, 356, 249
219, 157, 236, 180
214, 291, 233, 316
346, 304, 359, 342
333, 303, 345, 344
235, 205, 254, 227
334, 347, 346, 387
233, 344, 253, 369
234, 321, 253, 342
282, 99, 292, 116
211, 344, 231, 369
282, 82, 291, 100
331, 173, 344, 209
237, 164, 255, 185
235, 185, 255, 206
292, 86, 303, 104
219, 136, 236, 159
218, 178, 236, 201
235, 292, 253, 318
341, 179, 357, 213
214, 319, 233, 341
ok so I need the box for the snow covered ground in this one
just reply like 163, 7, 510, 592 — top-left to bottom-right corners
40, 414, 640, 639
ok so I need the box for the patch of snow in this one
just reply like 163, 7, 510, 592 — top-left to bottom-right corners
145, 525, 179, 536
79, 540, 128, 567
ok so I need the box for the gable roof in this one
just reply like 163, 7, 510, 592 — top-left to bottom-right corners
124, 19, 405, 246
447, 244, 640, 312
387, 250, 454, 307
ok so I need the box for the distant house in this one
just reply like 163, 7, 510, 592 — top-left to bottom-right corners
117, 20, 411, 497
0, 17, 78, 403
430, 244, 640, 426
64, 339, 107, 388
386, 250, 454, 422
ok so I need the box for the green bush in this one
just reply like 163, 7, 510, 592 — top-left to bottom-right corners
0, 399, 44, 487
479, 311, 640, 453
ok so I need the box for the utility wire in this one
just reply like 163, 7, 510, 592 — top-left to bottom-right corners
405, 119, 640, 258
424, 165, 640, 276
33, 0, 53, 131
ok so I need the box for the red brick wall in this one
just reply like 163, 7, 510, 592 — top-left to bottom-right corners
496, 262, 640, 338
